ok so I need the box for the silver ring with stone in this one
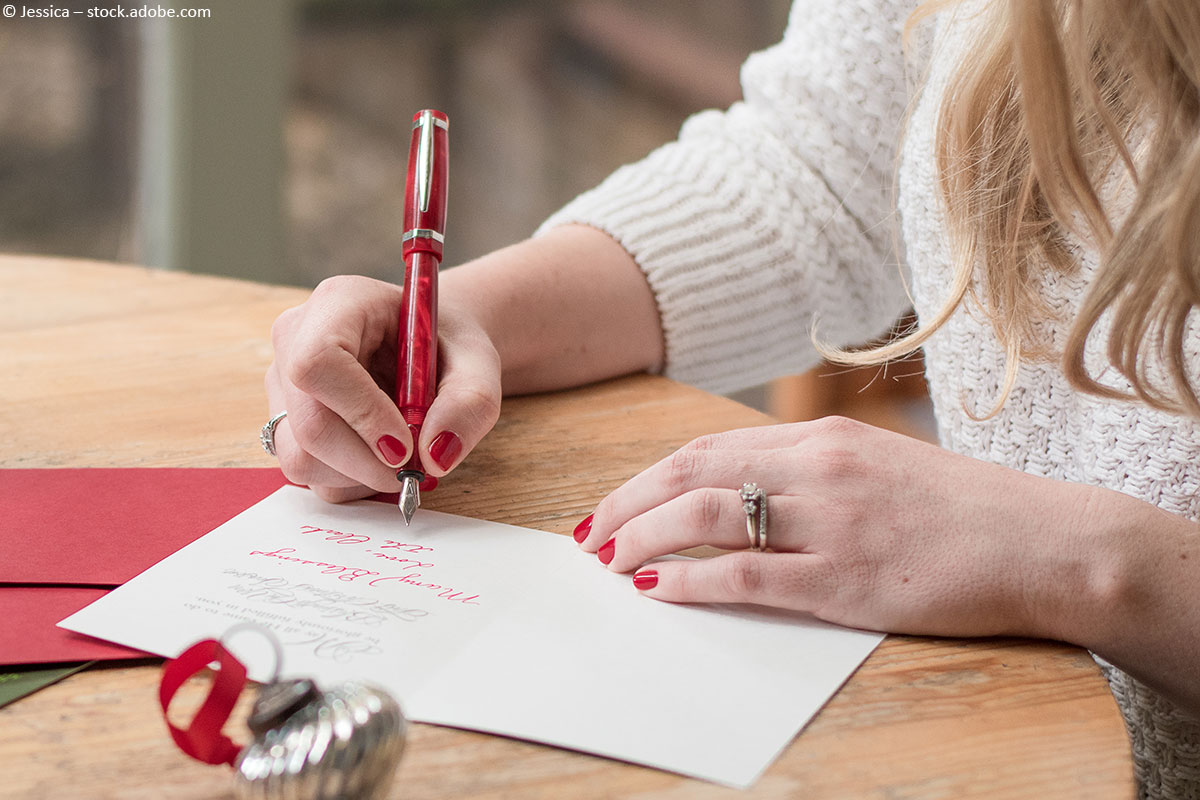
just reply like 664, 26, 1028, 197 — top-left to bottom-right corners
740, 482, 768, 552
260, 411, 288, 456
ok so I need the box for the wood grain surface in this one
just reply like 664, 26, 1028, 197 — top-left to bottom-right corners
0, 255, 1134, 798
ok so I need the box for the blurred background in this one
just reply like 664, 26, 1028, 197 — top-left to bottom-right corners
0, 0, 933, 436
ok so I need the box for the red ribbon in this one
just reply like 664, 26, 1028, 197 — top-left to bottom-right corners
158, 639, 248, 766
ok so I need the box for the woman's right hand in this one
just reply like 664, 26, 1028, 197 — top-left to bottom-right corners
264, 225, 661, 503
264, 274, 502, 503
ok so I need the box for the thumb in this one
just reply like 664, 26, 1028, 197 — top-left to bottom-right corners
417, 336, 502, 477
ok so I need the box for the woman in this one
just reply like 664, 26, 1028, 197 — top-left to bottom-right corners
265, 1, 1200, 795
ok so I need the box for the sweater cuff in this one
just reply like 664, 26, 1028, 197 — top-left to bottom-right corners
536, 114, 898, 395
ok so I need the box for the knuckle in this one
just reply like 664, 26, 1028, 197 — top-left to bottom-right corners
682, 431, 727, 453
311, 274, 359, 298
332, 389, 378, 433
814, 446, 867, 481
285, 342, 338, 395
807, 415, 864, 441
311, 484, 363, 504
444, 382, 502, 429
313, 274, 396, 305
720, 553, 766, 598
683, 488, 724, 532
269, 306, 302, 347
287, 405, 337, 452
663, 448, 704, 493
796, 419, 871, 483
277, 447, 320, 486
310, 485, 341, 503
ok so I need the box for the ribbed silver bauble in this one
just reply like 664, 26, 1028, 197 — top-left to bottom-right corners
232, 679, 406, 800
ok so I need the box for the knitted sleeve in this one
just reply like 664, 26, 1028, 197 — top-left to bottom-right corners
537, 0, 919, 394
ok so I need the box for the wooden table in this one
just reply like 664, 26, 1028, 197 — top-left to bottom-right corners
0, 255, 1134, 799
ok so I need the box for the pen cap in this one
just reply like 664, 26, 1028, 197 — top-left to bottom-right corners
402, 109, 449, 261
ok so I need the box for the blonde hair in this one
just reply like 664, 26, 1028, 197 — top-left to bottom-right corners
827, 0, 1200, 418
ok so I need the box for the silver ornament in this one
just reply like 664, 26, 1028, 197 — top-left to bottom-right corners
233, 679, 406, 800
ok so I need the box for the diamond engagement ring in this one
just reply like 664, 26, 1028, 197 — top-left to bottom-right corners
740, 482, 768, 552
260, 411, 288, 456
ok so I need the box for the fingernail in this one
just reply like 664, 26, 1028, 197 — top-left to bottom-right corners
597, 539, 616, 565
573, 514, 593, 543
633, 570, 658, 590
377, 435, 408, 466
429, 430, 463, 471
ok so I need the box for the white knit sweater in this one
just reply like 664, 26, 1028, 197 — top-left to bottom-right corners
540, 0, 1200, 796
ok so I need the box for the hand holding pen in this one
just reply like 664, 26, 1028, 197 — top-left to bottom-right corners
263, 109, 503, 507
263, 108, 648, 508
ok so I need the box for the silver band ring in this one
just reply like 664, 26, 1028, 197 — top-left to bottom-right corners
260, 411, 288, 456
740, 482, 768, 552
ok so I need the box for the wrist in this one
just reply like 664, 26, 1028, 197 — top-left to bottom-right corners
1039, 485, 1160, 651
439, 249, 538, 391
1041, 485, 1200, 713
997, 480, 1126, 645
441, 226, 663, 394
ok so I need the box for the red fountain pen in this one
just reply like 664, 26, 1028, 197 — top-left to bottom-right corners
395, 109, 449, 525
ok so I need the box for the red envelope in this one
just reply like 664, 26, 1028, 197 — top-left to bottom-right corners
0, 468, 289, 665
1, 586, 147, 662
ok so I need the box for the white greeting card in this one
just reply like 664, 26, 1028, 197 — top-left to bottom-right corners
61, 485, 882, 787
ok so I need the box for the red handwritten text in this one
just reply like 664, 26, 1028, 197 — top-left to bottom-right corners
249, 548, 379, 582
273, 526, 477, 605
298, 525, 371, 546
368, 573, 480, 605
365, 551, 435, 572
378, 541, 435, 554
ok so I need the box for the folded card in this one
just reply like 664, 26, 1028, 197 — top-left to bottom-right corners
60, 485, 883, 787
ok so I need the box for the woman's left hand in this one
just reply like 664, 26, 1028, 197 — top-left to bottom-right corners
577, 416, 1103, 640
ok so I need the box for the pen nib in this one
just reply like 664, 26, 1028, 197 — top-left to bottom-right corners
398, 474, 421, 526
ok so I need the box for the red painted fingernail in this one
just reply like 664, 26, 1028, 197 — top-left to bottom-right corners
597, 539, 616, 565
429, 430, 463, 471
377, 435, 408, 466
573, 514, 593, 543
633, 570, 658, 590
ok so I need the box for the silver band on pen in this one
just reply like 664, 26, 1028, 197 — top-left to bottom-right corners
402, 228, 445, 244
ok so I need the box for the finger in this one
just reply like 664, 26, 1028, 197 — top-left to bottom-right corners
683, 416, 869, 450
286, 343, 414, 469
581, 446, 790, 552
281, 284, 415, 472
265, 363, 354, 489
266, 360, 390, 491
280, 390, 407, 494
417, 323, 502, 477
601, 487, 797, 573
310, 483, 379, 504
630, 552, 835, 612
636, 419, 856, 460
271, 420, 361, 490
580, 417, 880, 550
